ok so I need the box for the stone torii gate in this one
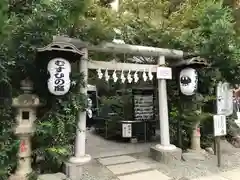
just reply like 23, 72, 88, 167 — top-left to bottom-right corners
38, 36, 195, 178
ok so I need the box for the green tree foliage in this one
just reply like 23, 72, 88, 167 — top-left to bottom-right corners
119, 0, 240, 146
0, 0, 118, 178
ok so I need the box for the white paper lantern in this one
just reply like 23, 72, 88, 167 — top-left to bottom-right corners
47, 58, 71, 96
179, 67, 198, 96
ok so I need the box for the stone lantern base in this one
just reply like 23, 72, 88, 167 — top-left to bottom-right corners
9, 174, 28, 180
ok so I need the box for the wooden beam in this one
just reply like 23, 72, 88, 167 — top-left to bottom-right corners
53, 36, 185, 59
87, 60, 158, 72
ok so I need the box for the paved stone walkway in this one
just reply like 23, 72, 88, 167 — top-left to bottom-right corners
192, 168, 240, 180
97, 154, 240, 180
86, 130, 155, 158
97, 155, 171, 180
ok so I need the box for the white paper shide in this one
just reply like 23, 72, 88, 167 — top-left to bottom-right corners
47, 58, 71, 96
179, 68, 198, 96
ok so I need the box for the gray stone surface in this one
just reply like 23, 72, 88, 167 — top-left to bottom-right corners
106, 161, 152, 175
132, 143, 240, 180
182, 152, 206, 161
118, 170, 170, 180
205, 147, 214, 155
86, 130, 155, 158
80, 159, 118, 180
64, 130, 240, 180
150, 146, 182, 164
231, 136, 240, 148
98, 155, 136, 166
38, 173, 67, 180
220, 168, 240, 180
9, 174, 28, 180
192, 175, 228, 180
130, 138, 138, 143
65, 162, 84, 180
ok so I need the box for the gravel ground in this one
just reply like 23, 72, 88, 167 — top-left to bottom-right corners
80, 149, 240, 180
131, 140, 240, 180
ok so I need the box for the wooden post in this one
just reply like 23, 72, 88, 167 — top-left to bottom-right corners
216, 136, 221, 167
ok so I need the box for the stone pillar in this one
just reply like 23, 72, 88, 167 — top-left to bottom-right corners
110, 0, 120, 12
157, 56, 171, 147
16, 136, 32, 175
188, 94, 204, 152
150, 56, 182, 164
191, 121, 201, 151
9, 79, 40, 180
67, 49, 91, 180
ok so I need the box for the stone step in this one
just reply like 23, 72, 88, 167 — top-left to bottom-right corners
191, 175, 228, 180
118, 169, 171, 180
38, 173, 67, 180
98, 155, 136, 166
106, 161, 152, 175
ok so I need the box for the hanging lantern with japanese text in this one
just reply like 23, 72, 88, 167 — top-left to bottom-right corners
47, 58, 71, 96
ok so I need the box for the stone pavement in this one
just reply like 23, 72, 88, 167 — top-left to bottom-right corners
86, 130, 155, 158
97, 154, 240, 180
97, 155, 171, 180
192, 168, 240, 180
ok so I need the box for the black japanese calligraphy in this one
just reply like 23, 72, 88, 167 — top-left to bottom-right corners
55, 60, 65, 66
54, 73, 64, 79
54, 85, 65, 91
53, 59, 67, 93
56, 67, 65, 72
134, 95, 154, 121
54, 79, 65, 86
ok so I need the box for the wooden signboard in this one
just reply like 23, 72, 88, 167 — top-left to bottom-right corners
132, 88, 154, 121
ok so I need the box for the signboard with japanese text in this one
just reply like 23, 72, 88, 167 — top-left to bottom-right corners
122, 123, 132, 138
47, 58, 71, 96
213, 114, 226, 136
134, 95, 154, 121
132, 89, 154, 121
157, 67, 172, 79
217, 82, 233, 116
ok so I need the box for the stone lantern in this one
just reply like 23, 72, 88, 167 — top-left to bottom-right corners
9, 79, 41, 180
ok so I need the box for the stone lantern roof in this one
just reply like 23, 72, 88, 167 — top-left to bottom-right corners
12, 79, 41, 108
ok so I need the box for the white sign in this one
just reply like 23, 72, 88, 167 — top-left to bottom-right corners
217, 82, 233, 116
47, 58, 71, 96
213, 115, 227, 136
157, 67, 172, 79
179, 68, 198, 96
122, 123, 132, 138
